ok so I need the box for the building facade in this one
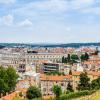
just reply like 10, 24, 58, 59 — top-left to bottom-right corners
40, 74, 72, 95
0, 52, 66, 72
42, 63, 59, 73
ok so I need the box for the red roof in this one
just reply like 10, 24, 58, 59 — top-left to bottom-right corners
40, 74, 72, 81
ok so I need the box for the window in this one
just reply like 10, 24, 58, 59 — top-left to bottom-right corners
43, 88, 46, 91
50, 88, 52, 91
61, 83, 64, 86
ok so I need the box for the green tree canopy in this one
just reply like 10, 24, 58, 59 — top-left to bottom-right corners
26, 86, 42, 100
0, 66, 18, 96
53, 85, 62, 100
67, 82, 74, 92
69, 70, 72, 75
62, 56, 68, 63
80, 53, 89, 61
71, 54, 79, 60
91, 76, 100, 90
6, 66, 18, 92
78, 72, 90, 91
94, 50, 99, 55
62, 56, 65, 63
0, 79, 9, 96
67, 54, 71, 62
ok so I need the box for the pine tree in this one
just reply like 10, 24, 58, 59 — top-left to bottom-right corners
78, 72, 90, 91
67, 54, 71, 63
62, 56, 65, 63
84, 53, 89, 60
53, 85, 62, 100
67, 82, 74, 92
69, 70, 72, 75
80, 53, 89, 61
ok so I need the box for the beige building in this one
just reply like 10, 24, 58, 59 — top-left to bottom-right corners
0, 52, 66, 72
40, 74, 72, 95
72, 71, 100, 91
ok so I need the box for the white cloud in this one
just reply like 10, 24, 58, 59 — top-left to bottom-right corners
66, 27, 71, 32
70, 0, 95, 10
74, 0, 94, 5
35, 0, 95, 11
0, 0, 16, 4
2, 14, 14, 26
82, 7, 100, 14
13, 0, 68, 15
35, 0, 69, 12
13, 0, 96, 18
18, 19, 33, 27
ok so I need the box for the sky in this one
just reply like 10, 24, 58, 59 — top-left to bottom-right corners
0, 0, 100, 43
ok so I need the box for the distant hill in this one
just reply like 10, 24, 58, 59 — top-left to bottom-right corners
0, 43, 100, 48
0, 45, 5, 49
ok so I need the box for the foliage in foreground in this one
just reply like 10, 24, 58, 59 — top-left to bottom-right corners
52, 85, 62, 100
60, 90, 96, 100
67, 82, 74, 92
78, 72, 90, 91
91, 76, 100, 90
46, 71, 65, 76
26, 86, 42, 100
0, 66, 18, 96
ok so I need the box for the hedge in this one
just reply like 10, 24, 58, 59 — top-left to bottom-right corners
60, 90, 96, 100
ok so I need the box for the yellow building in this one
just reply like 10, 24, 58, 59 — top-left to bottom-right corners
72, 71, 100, 91
40, 74, 72, 95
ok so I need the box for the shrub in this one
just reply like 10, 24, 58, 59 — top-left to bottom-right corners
26, 86, 42, 100
19, 92, 23, 97
60, 90, 95, 100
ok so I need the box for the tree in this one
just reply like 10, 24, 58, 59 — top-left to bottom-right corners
0, 66, 18, 96
62, 56, 65, 63
69, 70, 72, 75
78, 72, 90, 91
64, 57, 68, 63
91, 79, 99, 90
0, 79, 9, 97
0, 67, 7, 82
26, 86, 41, 99
0, 67, 8, 96
6, 66, 18, 92
80, 53, 89, 61
71, 54, 79, 60
19, 92, 23, 97
80, 54, 85, 61
53, 85, 62, 100
84, 53, 89, 60
91, 76, 100, 90
97, 76, 100, 88
67, 82, 74, 92
62, 56, 68, 63
94, 50, 99, 55
67, 54, 71, 63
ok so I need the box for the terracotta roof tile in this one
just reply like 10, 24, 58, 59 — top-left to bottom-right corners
40, 74, 72, 81
72, 71, 100, 76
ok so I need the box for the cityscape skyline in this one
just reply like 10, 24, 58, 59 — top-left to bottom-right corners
0, 0, 100, 43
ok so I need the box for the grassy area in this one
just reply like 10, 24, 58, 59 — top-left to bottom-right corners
91, 90, 100, 100
72, 90, 100, 100
13, 96, 20, 100
94, 96, 100, 100
13, 96, 45, 100
60, 90, 96, 100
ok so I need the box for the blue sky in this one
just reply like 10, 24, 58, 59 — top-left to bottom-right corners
0, 0, 100, 43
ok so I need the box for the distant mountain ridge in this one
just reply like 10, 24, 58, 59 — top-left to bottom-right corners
0, 42, 100, 48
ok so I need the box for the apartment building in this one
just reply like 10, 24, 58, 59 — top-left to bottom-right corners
40, 74, 72, 95
0, 52, 66, 72
72, 71, 100, 91
42, 63, 59, 73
